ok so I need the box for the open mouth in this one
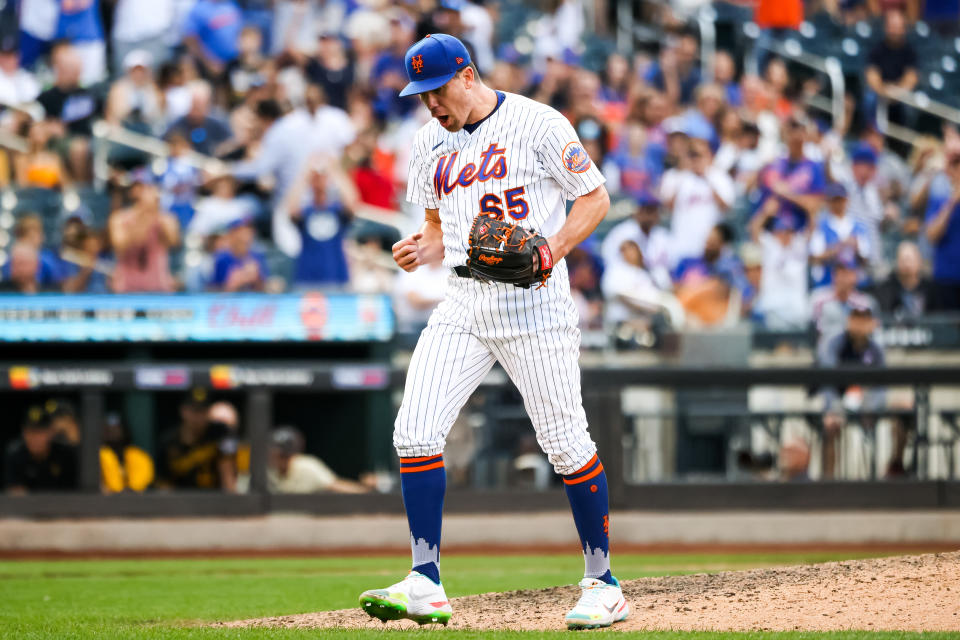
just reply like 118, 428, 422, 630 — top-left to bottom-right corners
437, 114, 450, 127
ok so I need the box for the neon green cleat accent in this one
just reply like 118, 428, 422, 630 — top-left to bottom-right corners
358, 572, 453, 626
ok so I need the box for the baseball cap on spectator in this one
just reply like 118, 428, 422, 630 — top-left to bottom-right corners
224, 215, 255, 232
851, 143, 878, 166
664, 116, 687, 136
849, 301, 874, 317
123, 49, 154, 71
832, 252, 859, 271
182, 388, 209, 409
824, 182, 848, 199
23, 406, 50, 430
271, 426, 304, 456
0, 32, 17, 54
61, 203, 93, 225
635, 190, 660, 208
577, 118, 602, 142
128, 167, 157, 186
399, 34, 472, 97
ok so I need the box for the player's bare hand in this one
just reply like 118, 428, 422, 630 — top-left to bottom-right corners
393, 233, 424, 272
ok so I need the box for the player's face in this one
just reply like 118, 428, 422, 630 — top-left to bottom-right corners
419, 70, 471, 131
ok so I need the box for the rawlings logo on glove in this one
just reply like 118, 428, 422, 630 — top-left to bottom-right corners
466, 214, 553, 289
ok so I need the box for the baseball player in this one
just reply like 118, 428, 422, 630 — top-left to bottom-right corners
359, 34, 628, 630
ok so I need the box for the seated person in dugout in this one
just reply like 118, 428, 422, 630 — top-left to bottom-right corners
4, 406, 78, 494
155, 389, 238, 491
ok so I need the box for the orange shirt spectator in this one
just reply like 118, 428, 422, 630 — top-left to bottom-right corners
755, 0, 803, 30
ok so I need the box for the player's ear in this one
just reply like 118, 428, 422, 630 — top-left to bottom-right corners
462, 66, 475, 90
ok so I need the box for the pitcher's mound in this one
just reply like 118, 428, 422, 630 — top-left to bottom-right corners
217, 551, 960, 631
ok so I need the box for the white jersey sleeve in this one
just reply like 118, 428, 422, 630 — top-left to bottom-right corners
535, 114, 605, 201
405, 129, 442, 209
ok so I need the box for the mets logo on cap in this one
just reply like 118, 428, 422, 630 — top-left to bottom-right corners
562, 142, 592, 173
399, 33, 472, 97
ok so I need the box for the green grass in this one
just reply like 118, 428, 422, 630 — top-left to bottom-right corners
0, 552, 954, 639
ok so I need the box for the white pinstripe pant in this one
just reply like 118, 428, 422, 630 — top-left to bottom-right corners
394, 262, 597, 476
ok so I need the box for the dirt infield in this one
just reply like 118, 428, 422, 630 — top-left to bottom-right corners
218, 552, 960, 632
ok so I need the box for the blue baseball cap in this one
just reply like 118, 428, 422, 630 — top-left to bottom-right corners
824, 182, 848, 199
399, 33, 472, 97
635, 190, 660, 208
851, 143, 878, 166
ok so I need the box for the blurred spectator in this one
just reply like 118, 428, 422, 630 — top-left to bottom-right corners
605, 121, 657, 200
600, 191, 671, 289
310, 83, 357, 159
183, 0, 243, 77
55, 209, 109, 293
860, 125, 910, 205
865, 10, 918, 124
20, 0, 107, 83
816, 304, 886, 479
231, 97, 317, 254
749, 200, 810, 330
842, 144, 887, 275
156, 390, 238, 490
660, 136, 735, 266
567, 246, 604, 330
165, 82, 232, 156
713, 50, 741, 107
757, 116, 825, 232
268, 426, 370, 493
100, 412, 154, 493
37, 46, 101, 137
14, 120, 67, 189
283, 154, 359, 288
393, 262, 447, 333
673, 223, 747, 327
460, 0, 495, 73
4, 406, 78, 494
5, 213, 60, 278
602, 239, 685, 334
809, 182, 871, 288
923, 148, 960, 310
0, 242, 61, 293
644, 31, 701, 106
874, 241, 935, 318
811, 256, 879, 342
209, 216, 268, 292
111, 0, 175, 73
0, 33, 39, 106
225, 26, 267, 107
105, 50, 164, 128
108, 171, 180, 293
46, 399, 80, 445
306, 34, 355, 111
188, 174, 256, 236
159, 132, 203, 229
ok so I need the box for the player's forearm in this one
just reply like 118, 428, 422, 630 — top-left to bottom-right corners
418, 219, 445, 266
548, 185, 609, 261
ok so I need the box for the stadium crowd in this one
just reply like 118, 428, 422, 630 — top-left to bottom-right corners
0, 0, 958, 343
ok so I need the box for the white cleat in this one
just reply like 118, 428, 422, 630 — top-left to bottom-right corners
564, 577, 629, 630
359, 571, 452, 626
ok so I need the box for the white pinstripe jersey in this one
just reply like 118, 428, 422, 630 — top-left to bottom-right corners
405, 91, 605, 270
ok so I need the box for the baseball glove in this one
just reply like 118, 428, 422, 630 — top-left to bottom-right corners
466, 214, 554, 288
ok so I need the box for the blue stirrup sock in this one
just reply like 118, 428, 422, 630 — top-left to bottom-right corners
563, 454, 614, 585
399, 453, 445, 585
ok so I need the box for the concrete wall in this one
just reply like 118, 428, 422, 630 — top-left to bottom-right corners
2, 511, 959, 553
